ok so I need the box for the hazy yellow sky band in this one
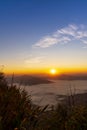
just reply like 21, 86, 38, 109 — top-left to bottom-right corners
4, 66, 87, 75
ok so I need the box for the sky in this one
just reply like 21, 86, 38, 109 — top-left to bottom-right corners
0, 0, 87, 74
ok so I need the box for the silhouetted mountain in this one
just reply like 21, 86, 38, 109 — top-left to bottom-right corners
7, 75, 53, 86
6, 74, 87, 86
55, 74, 87, 80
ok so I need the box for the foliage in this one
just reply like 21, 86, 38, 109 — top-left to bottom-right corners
0, 73, 47, 130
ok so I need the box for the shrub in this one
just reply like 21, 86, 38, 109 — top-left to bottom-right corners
0, 73, 47, 130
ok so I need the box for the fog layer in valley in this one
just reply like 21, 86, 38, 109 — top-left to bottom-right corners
17, 80, 87, 106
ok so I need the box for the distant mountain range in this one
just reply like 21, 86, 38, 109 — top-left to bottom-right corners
55, 74, 87, 80
6, 74, 87, 86
7, 75, 53, 86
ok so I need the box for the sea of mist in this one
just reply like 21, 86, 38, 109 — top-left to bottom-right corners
16, 80, 87, 106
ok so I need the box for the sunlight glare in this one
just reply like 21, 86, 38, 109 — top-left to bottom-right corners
50, 69, 57, 75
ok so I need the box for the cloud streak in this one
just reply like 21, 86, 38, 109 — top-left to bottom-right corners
34, 24, 87, 48
25, 56, 44, 65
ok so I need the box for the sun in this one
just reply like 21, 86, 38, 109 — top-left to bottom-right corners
50, 69, 57, 75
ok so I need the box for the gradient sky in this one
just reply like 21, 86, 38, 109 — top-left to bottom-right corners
1, 0, 87, 74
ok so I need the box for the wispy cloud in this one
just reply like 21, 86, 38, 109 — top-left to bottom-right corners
34, 36, 58, 48
24, 56, 44, 65
33, 24, 87, 48
82, 46, 87, 49
81, 39, 87, 44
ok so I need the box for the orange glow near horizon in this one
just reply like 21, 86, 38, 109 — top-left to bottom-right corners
4, 67, 87, 76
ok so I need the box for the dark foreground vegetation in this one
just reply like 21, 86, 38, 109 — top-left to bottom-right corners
1, 73, 87, 130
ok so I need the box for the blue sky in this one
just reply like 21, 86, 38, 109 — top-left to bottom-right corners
0, 0, 87, 74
